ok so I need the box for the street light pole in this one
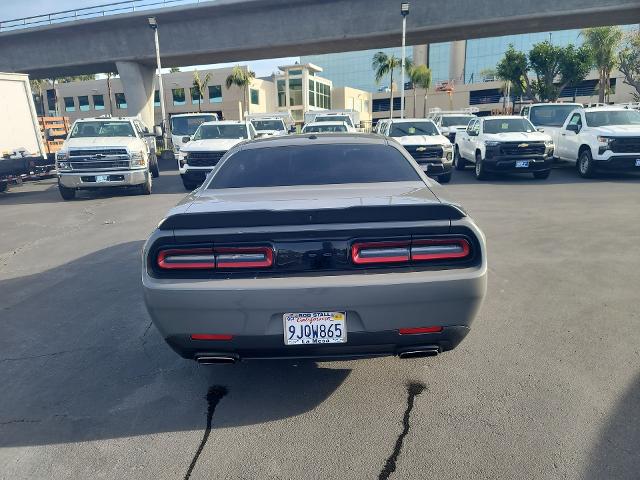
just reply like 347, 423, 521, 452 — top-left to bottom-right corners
148, 17, 168, 150
400, 2, 409, 120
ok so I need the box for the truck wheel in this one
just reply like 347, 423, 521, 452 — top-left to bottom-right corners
150, 154, 160, 178
454, 147, 466, 170
438, 172, 452, 183
139, 174, 152, 195
474, 153, 488, 180
58, 185, 76, 200
533, 170, 551, 180
577, 150, 596, 178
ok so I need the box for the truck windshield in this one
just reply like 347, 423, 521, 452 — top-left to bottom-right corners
389, 121, 439, 137
441, 116, 475, 127
315, 116, 353, 127
484, 118, 535, 134
171, 115, 217, 136
586, 110, 640, 127
69, 121, 135, 138
529, 105, 578, 127
303, 124, 348, 133
193, 124, 248, 140
251, 120, 285, 131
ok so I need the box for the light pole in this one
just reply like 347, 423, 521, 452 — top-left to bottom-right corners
148, 16, 168, 150
400, 2, 409, 119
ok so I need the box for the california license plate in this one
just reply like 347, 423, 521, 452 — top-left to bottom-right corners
283, 311, 346, 345
95, 175, 109, 183
515, 160, 529, 168
635, 159, 640, 167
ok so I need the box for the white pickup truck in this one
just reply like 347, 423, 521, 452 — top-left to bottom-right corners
55, 116, 160, 200
454, 116, 554, 180
170, 113, 218, 154
178, 120, 256, 190
520, 103, 581, 150
554, 106, 640, 177
430, 110, 477, 145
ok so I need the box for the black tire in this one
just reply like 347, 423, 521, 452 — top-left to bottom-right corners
533, 170, 551, 180
454, 147, 466, 170
150, 154, 160, 178
438, 172, 452, 183
182, 179, 199, 191
139, 174, 152, 195
58, 184, 76, 200
577, 149, 596, 178
0, 181, 8, 193
474, 152, 488, 180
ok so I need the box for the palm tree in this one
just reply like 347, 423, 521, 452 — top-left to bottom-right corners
192, 69, 211, 113
408, 64, 432, 117
582, 26, 623, 103
225, 65, 255, 119
373, 52, 406, 119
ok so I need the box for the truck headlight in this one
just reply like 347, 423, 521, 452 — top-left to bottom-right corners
544, 140, 554, 147
484, 141, 500, 147
129, 151, 146, 167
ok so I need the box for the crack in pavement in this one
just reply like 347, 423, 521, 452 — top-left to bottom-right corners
0, 346, 108, 363
184, 385, 228, 480
378, 382, 426, 480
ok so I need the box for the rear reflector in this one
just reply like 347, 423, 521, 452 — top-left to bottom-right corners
399, 326, 443, 335
351, 237, 471, 265
157, 246, 273, 270
351, 241, 410, 264
157, 248, 215, 269
191, 334, 233, 341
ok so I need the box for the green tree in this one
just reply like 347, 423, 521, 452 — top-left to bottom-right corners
372, 52, 412, 119
619, 30, 640, 98
169, 67, 181, 73
225, 65, 255, 119
582, 26, 623, 103
57, 75, 96, 83
192, 69, 211, 113
496, 45, 533, 100
408, 64, 432, 117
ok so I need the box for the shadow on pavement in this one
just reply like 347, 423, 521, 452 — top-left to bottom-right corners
0, 241, 350, 447
582, 372, 640, 479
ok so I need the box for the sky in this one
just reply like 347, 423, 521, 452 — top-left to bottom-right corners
0, 0, 299, 77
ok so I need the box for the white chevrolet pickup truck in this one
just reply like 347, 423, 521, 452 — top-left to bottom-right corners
520, 103, 581, 149
555, 106, 640, 177
454, 115, 554, 180
55, 116, 160, 200
178, 120, 256, 190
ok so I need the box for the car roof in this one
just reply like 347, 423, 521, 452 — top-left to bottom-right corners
481, 115, 526, 120
528, 103, 582, 107
171, 112, 218, 117
201, 120, 248, 126
582, 106, 632, 113
304, 121, 348, 127
240, 133, 387, 150
389, 118, 436, 123
76, 116, 134, 122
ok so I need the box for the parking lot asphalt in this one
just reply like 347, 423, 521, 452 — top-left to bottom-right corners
1, 162, 639, 480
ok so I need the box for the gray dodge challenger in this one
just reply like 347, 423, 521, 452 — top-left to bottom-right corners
142, 134, 487, 363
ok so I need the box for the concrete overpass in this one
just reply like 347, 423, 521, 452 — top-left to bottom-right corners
1, 0, 637, 127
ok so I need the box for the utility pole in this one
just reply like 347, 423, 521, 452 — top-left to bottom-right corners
148, 17, 168, 150
400, 2, 410, 119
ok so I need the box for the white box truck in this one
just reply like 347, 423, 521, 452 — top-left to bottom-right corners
0, 72, 48, 192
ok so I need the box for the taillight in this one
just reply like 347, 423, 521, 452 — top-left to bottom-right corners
157, 246, 273, 270
351, 237, 471, 265
191, 334, 233, 341
399, 326, 443, 335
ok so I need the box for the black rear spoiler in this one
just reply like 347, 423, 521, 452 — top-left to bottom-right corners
159, 204, 466, 230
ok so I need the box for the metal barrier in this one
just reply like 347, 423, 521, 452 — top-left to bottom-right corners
0, 0, 212, 32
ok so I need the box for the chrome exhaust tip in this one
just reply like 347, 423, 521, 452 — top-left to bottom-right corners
398, 348, 440, 359
196, 355, 237, 365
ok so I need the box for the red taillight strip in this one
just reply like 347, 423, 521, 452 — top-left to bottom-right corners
411, 238, 470, 261
399, 326, 443, 335
157, 248, 215, 270
191, 334, 233, 341
215, 246, 273, 269
351, 241, 410, 265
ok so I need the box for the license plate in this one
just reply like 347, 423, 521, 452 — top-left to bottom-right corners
283, 311, 346, 345
95, 175, 109, 183
515, 160, 529, 168
635, 159, 640, 167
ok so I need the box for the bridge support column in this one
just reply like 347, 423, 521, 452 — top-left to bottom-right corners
116, 61, 155, 128
449, 40, 466, 84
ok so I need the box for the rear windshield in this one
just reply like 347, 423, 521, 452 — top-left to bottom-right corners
303, 124, 348, 133
484, 118, 535, 134
389, 121, 439, 137
193, 124, 248, 140
441, 116, 475, 127
171, 115, 217, 135
586, 110, 640, 127
315, 115, 354, 127
252, 120, 285, 131
529, 105, 578, 127
208, 144, 421, 189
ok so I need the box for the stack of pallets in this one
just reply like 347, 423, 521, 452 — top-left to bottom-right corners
38, 116, 70, 156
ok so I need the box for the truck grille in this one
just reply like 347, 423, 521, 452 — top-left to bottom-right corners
186, 151, 226, 167
610, 137, 640, 153
404, 146, 443, 163
69, 148, 130, 171
500, 142, 546, 156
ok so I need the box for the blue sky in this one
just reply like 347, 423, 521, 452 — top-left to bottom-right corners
1, 0, 299, 77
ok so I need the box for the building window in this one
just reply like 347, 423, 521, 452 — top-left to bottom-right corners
191, 87, 202, 105
115, 93, 127, 109
154, 90, 161, 107
250, 88, 259, 105
93, 95, 105, 110
64, 97, 75, 112
289, 78, 302, 106
78, 96, 90, 112
277, 80, 286, 107
288, 69, 303, 76
208, 85, 222, 103
172, 88, 186, 106
316, 83, 330, 109
46, 90, 57, 115
308, 79, 316, 107
291, 109, 303, 122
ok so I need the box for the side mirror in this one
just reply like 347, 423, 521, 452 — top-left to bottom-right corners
182, 136, 191, 143
566, 124, 580, 134
537, 127, 545, 133
153, 125, 163, 137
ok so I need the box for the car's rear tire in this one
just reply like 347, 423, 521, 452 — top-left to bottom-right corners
139, 174, 152, 195
58, 184, 76, 200
577, 149, 596, 178
454, 147, 466, 170
474, 152, 488, 180
150, 154, 160, 178
438, 172, 452, 183
533, 170, 551, 180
